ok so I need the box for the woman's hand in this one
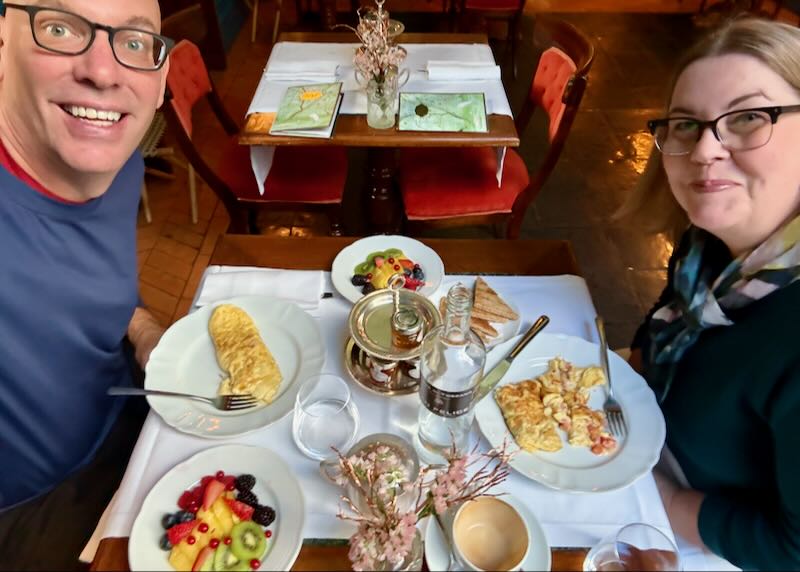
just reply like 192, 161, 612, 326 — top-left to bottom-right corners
654, 468, 707, 549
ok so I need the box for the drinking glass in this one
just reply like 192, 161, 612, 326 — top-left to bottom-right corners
583, 523, 681, 571
292, 374, 360, 460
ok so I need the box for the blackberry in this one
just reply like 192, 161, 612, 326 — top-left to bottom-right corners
253, 505, 276, 527
237, 490, 259, 507
235, 474, 256, 492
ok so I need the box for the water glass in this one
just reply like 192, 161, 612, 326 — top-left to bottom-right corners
583, 523, 681, 571
292, 374, 360, 460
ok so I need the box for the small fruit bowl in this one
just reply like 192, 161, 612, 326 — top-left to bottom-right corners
331, 236, 444, 304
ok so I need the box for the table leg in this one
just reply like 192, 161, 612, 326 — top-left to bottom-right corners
320, 0, 337, 29
366, 148, 402, 234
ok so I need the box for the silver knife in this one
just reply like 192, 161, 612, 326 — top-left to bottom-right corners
473, 315, 550, 402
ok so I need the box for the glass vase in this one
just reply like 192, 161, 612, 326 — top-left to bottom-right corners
375, 528, 424, 571
364, 66, 409, 130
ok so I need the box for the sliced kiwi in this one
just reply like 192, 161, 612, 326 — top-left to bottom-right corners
212, 545, 249, 571
383, 248, 403, 256
230, 521, 267, 561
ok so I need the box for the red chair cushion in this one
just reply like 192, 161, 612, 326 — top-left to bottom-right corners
216, 137, 347, 204
531, 47, 576, 142
399, 147, 529, 220
464, 0, 522, 11
166, 41, 211, 138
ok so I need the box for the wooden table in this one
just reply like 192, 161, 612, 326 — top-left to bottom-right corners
240, 33, 519, 232
90, 236, 586, 572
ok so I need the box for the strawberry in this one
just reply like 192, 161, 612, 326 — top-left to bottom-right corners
403, 277, 423, 290
167, 520, 198, 546
203, 479, 226, 510
219, 475, 236, 488
178, 490, 194, 511
191, 547, 215, 571
224, 498, 255, 521
373, 256, 385, 267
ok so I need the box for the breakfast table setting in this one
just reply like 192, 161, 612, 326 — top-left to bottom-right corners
76, 235, 716, 572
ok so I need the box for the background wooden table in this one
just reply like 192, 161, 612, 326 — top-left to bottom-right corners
240, 34, 520, 232
90, 235, 585, 571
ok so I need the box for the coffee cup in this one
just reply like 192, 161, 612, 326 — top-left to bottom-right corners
452, 496, 529, 571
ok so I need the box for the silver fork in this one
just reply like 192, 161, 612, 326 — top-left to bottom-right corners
594, 316, 627, 438
107, 387, 258, 411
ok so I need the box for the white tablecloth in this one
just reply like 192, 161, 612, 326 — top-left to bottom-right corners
81, 270, 675, 565
246, 42, 514, 194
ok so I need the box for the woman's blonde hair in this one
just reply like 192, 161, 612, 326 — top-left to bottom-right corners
618, 18, 800, 242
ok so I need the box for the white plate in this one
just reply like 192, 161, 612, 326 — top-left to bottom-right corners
475, 333, 665, 493
129, 445, 304, 571
424, 494, 551, 571
145, 295, 325, 438
331, 235, 445, 304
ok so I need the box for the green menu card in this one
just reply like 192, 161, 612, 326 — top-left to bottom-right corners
398, 93, 488, 133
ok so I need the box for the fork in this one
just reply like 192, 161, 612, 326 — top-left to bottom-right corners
594, 316, 627, 438
107, 387, 258, 411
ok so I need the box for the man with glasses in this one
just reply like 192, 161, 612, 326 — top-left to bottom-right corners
0, 0, 173, 568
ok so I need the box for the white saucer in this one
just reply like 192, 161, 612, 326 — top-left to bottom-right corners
424, 494, 551, 571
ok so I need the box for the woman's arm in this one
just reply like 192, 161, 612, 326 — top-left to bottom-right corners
127, 306, 165, 368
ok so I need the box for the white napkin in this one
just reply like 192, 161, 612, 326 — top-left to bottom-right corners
194, 266, 324, 316
426, 60, 502, 81
264, 60, 339, 82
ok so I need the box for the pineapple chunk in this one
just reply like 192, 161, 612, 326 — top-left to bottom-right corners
168, 494, 240, 571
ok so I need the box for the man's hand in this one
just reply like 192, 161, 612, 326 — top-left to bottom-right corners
128, 307, 166, 369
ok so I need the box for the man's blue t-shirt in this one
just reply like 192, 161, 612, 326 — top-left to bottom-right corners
0, 154, 142, 509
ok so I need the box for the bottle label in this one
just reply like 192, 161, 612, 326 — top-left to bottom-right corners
420, 380, 475, 418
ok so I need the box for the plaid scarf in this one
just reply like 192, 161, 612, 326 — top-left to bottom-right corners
647, 213, 800, 401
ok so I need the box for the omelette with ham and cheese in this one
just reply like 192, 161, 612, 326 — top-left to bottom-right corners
495, 357, 617, 455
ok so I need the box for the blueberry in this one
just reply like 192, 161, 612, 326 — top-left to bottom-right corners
412, 267, 424, 280
159, 533, 172, 551
177, 510, 195, 523
362, 283, 375, 294
351, 274, 368, 286
161, 513, 177, 529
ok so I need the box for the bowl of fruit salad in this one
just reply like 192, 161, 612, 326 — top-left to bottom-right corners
129, 445, 303, 571
331, 235, 444, 304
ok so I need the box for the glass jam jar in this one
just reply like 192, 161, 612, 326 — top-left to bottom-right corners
391, 307, 423, 350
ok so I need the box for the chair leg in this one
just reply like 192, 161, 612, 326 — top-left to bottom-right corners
251, 0, 259, 42
188, 164, 199, 224
140, 180, 152, 224
271, 0, 282, 43
505, 212, 523, 239
510, 14, 521, 80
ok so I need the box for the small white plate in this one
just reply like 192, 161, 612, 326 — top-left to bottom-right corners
331, 235, 445, 304
129, 445, 304, 571
424, 494, 551, 571
145, 295, 325, 438
475, 333, 665, 493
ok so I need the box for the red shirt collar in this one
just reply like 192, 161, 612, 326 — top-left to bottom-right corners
0, 138, 84, 204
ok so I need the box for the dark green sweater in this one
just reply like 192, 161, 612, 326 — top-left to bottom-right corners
633, 232, 800, 571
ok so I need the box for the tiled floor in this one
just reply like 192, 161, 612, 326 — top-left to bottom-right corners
138, 1, 794, 346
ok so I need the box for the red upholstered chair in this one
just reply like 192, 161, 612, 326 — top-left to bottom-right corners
163, 40, 347, 234
398, 17, 593, 239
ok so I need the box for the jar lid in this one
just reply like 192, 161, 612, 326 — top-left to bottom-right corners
348, 288, 440, 361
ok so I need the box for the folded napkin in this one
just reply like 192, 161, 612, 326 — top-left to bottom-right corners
195, 266, 324, 316
426, 60, 502, 81
264, 60, 339, 82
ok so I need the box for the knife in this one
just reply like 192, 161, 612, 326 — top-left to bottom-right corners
473, 315, 550, 403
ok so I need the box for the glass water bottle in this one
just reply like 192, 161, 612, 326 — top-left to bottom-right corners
415, 283, 486, 464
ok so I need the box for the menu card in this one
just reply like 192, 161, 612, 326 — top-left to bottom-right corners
398, 93, 488, 133
269, 82, 343, 138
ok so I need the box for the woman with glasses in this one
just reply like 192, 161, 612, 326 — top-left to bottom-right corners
622, 17, 800, 571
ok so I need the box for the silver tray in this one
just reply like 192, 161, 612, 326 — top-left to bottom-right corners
343, 337, 420, 396
348, 287, 440, 361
